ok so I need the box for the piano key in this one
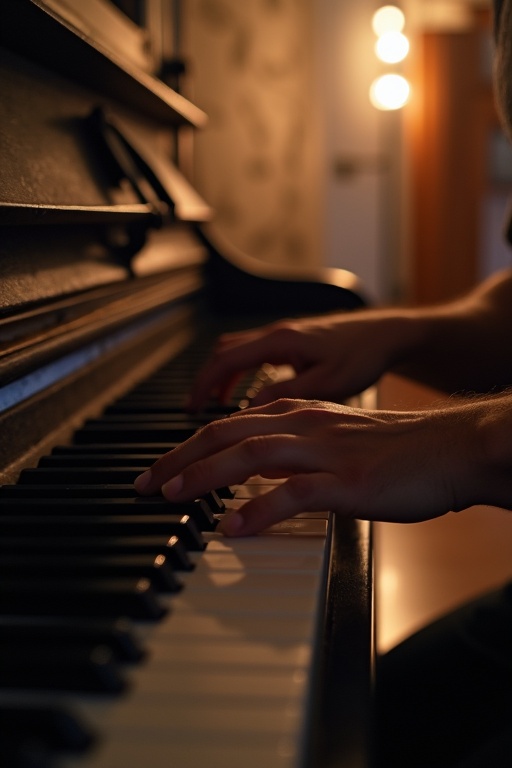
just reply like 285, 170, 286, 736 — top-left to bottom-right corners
106, 400, 236, 415
3, 479, 224, 514
18, 467, 154, 484
0, 554, 182, 593
3, 744, 52, 768
0, 514, 205, 549
94, 411, 214, 422
0, 577, 166, 620
52, 443, 177, 454
0, 645, 126, 693
0, 705, 95, 753
1, 497, 217, 531
0, 618, 145, 662
37, 454, 164, 466
70, 528, 329, 768
74, 422, 198, 442
0, 484, 153, 497
0, 535, 194, 570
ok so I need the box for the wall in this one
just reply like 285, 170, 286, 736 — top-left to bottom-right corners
181, 0, 323, 270
182, 0, 413, 301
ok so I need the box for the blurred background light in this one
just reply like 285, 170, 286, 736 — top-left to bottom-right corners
372, 5, 405, 37
370, 73, 410, 111
375, 30, 410, 64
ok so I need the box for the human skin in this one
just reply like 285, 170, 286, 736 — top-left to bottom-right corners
135, 2, 512, 536
134, 391, 512, 536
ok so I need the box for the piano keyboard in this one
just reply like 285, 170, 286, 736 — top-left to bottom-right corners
0, 344, 332, 768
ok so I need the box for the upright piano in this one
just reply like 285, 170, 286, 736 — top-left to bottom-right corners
0, 2, 374, 766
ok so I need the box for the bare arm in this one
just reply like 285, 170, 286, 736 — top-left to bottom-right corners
135, 391, 512, 536
394, 268, 512, 394
188, 269, 512, 410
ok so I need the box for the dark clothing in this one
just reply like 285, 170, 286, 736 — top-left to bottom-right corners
374, 583, 512, 768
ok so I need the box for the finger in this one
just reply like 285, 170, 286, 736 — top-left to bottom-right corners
250, 365, 332, 406
134, 412, 308, 495
159, 434, 313, 503
187, 332, 300, 411
217, 471, 348, 537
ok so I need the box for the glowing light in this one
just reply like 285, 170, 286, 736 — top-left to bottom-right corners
372, 5, 405, 36
370, 74, 410, 111
375, 30, 409, 64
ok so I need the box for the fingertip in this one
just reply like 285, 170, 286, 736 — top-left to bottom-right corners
161, 474, 184, 499
217, 511, 245, 537
134, 470, 152, 494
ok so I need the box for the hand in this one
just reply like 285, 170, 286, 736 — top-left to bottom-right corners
134, 398, 487, 537
187, 311, 424, 411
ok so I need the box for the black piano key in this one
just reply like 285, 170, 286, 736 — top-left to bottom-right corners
94, 413, 209, 424
1, 496, 217, 531
3, 744, 52, 768
1, 483, 145, 497
107, 400, 236, 415
52, 443, 175, 454
0, 553, 182, 593
0, 513, 205, 549
74, 422, 198, 443
0, 577, 166, 620
0, 705, 95, 753
0, 644, 126, 693
37, 454, 163, 467
14, 471, 234, 500
216, 485, 236, 499
19, 467, 151, 483
203, 490, 226, 513
0, 534, 194, 570
0, 618, 145, 662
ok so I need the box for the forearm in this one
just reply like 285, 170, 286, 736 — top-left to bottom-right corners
392, 269, 512, 394
475, 389, 512, 510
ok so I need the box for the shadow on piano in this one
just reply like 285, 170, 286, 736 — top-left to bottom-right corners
0, 2, 374, 766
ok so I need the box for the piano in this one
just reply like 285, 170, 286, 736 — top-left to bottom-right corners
0, 2, 374, 766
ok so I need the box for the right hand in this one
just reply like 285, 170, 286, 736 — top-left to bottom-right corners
187, 309, 425, 410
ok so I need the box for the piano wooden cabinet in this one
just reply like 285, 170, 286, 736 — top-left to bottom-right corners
0, 2, 374, 767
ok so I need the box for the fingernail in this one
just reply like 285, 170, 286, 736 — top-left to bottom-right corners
134, 470, 152, 493
162, 474, 184, 498
217, 511, 244, 537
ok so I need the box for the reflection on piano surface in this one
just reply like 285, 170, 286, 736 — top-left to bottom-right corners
0, 2, 373, 767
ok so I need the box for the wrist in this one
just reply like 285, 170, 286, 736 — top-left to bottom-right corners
458, 394, 512, 510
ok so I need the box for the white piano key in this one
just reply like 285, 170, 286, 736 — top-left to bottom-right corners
86, 732, 302, 768
197, 551, 324, 572
63, 519, 329, 768
166, 588, 320, 616
204, 531, 327, 555
145, 639, 312, 668
153, 612, 318, 640
182, 567, 323, 593
117, 667, 308, 699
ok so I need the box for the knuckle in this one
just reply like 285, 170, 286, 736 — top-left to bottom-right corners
195, 419, 225, 449
240, 435, 274, 461
183, 459, 213, 490
284, 474, 318, 504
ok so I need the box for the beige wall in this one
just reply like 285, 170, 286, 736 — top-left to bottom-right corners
181, 0, 322, 269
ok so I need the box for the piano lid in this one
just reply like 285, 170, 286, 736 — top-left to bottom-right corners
0, 0, 208, 128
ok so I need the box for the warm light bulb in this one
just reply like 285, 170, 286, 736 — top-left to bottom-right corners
372, 5, 405, 36
375, 30, 409, 63
370, 74, 410, 110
